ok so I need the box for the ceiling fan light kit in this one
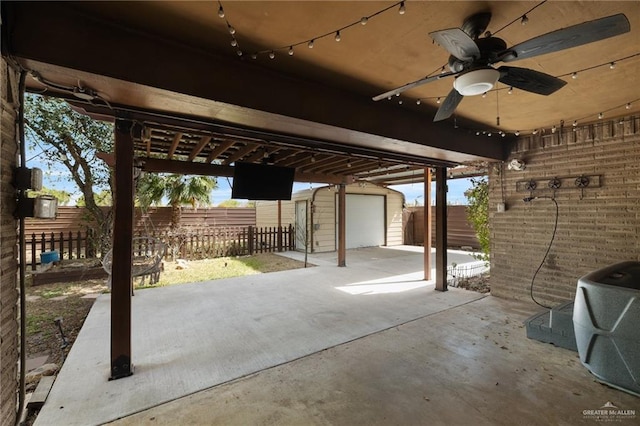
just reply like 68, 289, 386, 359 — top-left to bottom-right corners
453, 68, 500, 96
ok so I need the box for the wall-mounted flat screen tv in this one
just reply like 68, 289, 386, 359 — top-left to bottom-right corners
231, 162, 295, 200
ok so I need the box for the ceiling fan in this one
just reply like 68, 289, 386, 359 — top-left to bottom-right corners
372, 12, 630, 122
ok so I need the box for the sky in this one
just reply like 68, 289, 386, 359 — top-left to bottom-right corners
26, 143, 473, 206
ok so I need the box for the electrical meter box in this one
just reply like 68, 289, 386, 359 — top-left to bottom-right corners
573, 261, 640, 396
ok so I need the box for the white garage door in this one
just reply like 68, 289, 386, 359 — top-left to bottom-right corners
342, 194, 385, 249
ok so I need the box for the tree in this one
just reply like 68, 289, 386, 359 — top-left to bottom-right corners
465, 177, 489, 262
26, 187, 72, 206
24, 94, 114, 254
76, 190, 112, 206
136, 173, 217, 228
218, 200, 255, 208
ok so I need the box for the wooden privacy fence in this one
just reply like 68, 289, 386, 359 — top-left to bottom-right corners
403, 205, 480, 249
26, 225, 294, 269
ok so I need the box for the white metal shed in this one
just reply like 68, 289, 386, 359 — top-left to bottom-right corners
256, 183, 404, 253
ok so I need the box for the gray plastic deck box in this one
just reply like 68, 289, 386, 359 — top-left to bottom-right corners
573, 261, 640, 396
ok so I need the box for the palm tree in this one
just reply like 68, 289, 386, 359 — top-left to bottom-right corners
136, 173, 217, 228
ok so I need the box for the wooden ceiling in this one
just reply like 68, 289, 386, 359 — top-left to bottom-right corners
3, 1, 638, 185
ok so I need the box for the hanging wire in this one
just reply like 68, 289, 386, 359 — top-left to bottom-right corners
492, 0, 548, 36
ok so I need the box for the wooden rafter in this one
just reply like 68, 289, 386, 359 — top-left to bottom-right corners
297, 154, 338, 173
167, 132, 183, 159
223, 143, 257, 165
206, 140, 235, 163
188, 136, 212, 161
243, 146, 280, 163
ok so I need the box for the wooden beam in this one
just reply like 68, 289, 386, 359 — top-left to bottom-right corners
188, 135, 211, 161
140, 157, 352, 185
223, 143, 257, 165
435, 167, 448, 292
111, 119, 135, 380
337, 184, 346, 267
167, 132, 182, 160
424, 168, 432, 281
243, 146, 280, 163
277, 152, 307, 167
142, 157, 234, 176
299, 155, 339, 173
206, 140, 235, 163
356, 165, 414, 179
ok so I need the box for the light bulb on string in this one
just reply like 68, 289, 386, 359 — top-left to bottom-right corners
231, 39, 237, 47
269, 51, 275, 59
228, 25, 236, 35
436, 97, 441, 104
398, 100, 403, 105
360, 17, 368, 25
482, 92, 487, 98
218, 6, 225, 18
251, 53, 257, 60
288, 46, 294, 56
335, 31, 341, 42
508, 87, 513, 95
573, 120, 578, 127
532, 129, 539, 135
626, 103, 631, 109
521, 14, 529, 25
572, 72, 578, 79
515, 130, 520, 136
440, 66, 446, 74
610, 62, 616, 69
308, 39, 314, 49
551, 125, 557, 133
399, 2, 406, 15
598, 112, 604, 119
236, 50, 243, 56
416, 99, 421, 105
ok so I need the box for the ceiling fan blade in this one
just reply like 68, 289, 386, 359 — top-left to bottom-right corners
372, 71, 456, 101
500, 13, 630, 62
433, 88, 464, 122
498, 66, 567, 95
429, 28, 480, 61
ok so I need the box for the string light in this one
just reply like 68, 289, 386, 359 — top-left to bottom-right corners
218, 5, 225, 18
482, 92, 487, 98
532, 129, 539, 135
573, 120, 578, 127
288, 46, 294, 56
237, 50, 243, 56
572, 72, 578, 79
436, 97, 441, 104
598, 112, 604, 119
521, 14, 529, 25
251, 53, 257, 59
416, 99, 421, 105
515, 130, 520, 136
228, 25, 236, 35
440, 66, 446, 74
626, 103, 631, 109
398, 100, 403, 105
231, 39, 237, 47
245, 1, 407, 59
551, 125, 557, 133
610, 62, 616, 69
269, 51, 275, 59
508, 87, 513, 95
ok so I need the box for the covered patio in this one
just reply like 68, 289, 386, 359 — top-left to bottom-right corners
1, 2, 639, 425
36, 247, 637, 425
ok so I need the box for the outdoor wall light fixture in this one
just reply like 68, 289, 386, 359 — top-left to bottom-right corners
507, 158, 526, 171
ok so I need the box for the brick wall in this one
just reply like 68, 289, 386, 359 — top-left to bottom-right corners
489, 116, 640, 305
0, 59, 19, 426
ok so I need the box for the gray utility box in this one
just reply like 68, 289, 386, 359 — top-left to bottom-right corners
573, 261, 640, 397
525, 301, 577, 351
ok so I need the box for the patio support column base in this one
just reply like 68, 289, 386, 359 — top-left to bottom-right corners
424, 168, 432, 281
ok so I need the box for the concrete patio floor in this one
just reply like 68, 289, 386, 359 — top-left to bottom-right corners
35, 247, 638, 425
